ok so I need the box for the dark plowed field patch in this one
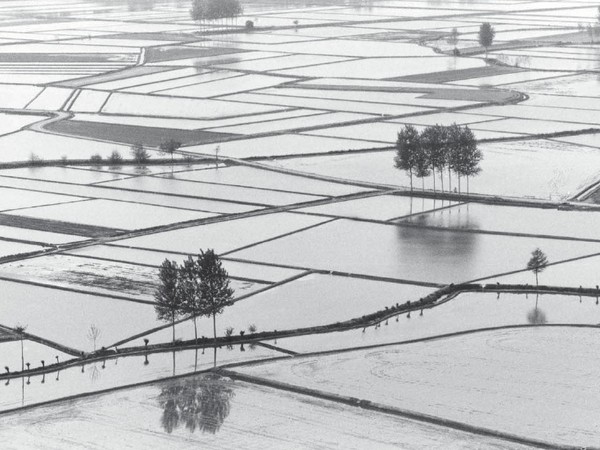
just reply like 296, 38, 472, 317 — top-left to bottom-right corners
56, 66, 171, 88
390, 65, 524, 83
0, 53, 138, 63
46, 120, 239, 147
0, 214, 122, 238
145, 45, 243, 63
99, 32, 201, 42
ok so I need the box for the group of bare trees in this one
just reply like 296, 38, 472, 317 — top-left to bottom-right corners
155, 249, 234, 349
394, 124, 482, 194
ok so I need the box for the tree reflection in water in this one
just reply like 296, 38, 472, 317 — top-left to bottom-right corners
158, 374, 235, 435
527, 295, 547, 324
527, 307, 547, 324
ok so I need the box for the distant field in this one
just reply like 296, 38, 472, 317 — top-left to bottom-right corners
46, 119, 238, 147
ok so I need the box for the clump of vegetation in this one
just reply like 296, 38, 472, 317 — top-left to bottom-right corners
394, 123, 481, 194
130, 142, 151, 165
245, 20, 254, 30
108, 150, 123, 166
90, 153, 103, 164
60, 155, 68, 165
225, 327, 234, 338
28, 153, 43, 166
183, 154, 195, 166
248, 324, 257, 333
447, 27, 459, 55
159, 139, 181, 172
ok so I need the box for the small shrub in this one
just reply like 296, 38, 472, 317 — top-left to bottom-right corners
183, 154, 195, 166
225, 326, 234, 338
60, 155, 68, 164
248, 324, 257, 333
108, 150, 123, 166
90, 154, 103, 164
29, 153, 43, 166
130, 143, 150, 164
245, 20, 254, 30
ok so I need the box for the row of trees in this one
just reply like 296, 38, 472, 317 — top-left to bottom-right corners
190, 0, 242, 23
155, 249, 234, 350
394, 124, 482, 194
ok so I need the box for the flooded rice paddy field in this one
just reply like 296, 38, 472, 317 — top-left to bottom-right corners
1, 0, 600, 447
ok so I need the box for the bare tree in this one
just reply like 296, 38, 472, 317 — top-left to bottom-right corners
14, 324, 27, 372
87, 324, 102, 351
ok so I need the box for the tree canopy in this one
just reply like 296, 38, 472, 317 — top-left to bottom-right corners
526, 248, 549, 286
447, 28, 459, 53
394, 123, 482, 194
154, 250, 234, 354
478, 22, 495, 57
155, 259, 183, 343
394, 124, 420, 191
191, 0, 243, 21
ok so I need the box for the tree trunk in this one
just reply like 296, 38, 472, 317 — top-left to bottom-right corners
448, 167, 452, 192
535, 271, 539, 288
212, 312, 217, 343
20, 338, 24, 372
421, 177, 425, 192
171, 313, 175, 344
458, 175, 461, 194
432, 168, 436, 193
193, 316, 198, 344
409, 169, 413, 192
440, 169, 444, 193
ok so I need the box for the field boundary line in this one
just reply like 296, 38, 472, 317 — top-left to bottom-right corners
219, 367, 587, 450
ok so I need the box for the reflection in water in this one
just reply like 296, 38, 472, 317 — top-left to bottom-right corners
527, 295, 547, 324
127, 0, 155, 11
396, 217, 478, 259
408, 203, 479, 231
158, 374, 235, 435
527, 307, 547, 324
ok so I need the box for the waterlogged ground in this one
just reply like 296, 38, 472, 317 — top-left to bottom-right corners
1, 0, 600, 447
